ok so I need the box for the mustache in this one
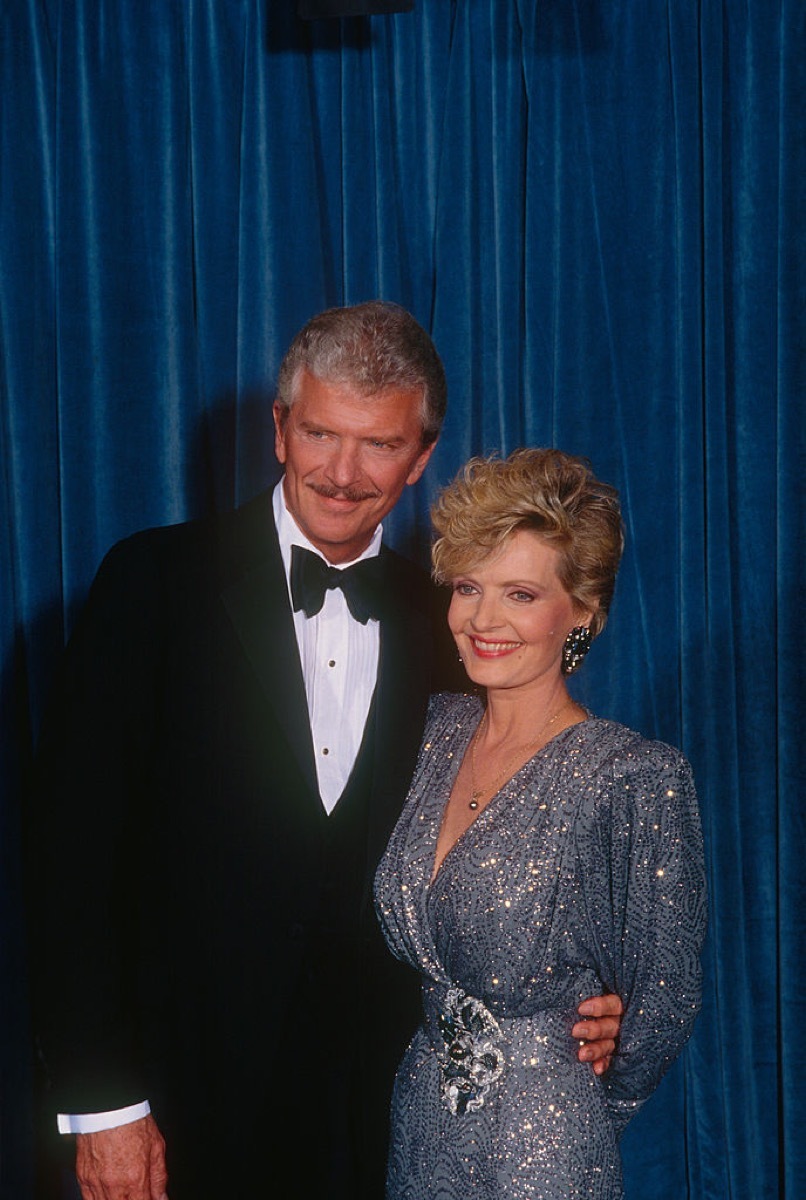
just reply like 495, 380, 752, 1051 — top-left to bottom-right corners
308, 483, 380, 503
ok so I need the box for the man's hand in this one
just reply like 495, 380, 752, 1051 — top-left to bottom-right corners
572, 992, 623, 1076
75, 1114, 168, 1200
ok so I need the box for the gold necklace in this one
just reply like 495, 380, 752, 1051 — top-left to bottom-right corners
468, 701, 574, 811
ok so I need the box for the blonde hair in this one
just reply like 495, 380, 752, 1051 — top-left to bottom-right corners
431, 448, 624, 639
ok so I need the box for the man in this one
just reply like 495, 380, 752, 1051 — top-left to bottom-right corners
27, 302, 620, 1200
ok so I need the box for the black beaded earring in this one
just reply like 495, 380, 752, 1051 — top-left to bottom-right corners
562, 626, 592, 675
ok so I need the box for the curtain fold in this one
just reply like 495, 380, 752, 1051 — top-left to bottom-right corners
1, 2, 801, 1196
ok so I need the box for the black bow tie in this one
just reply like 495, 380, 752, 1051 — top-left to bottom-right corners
290, 544, 388, 625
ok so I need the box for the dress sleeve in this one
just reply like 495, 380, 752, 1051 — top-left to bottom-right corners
599, 744, 707, 1135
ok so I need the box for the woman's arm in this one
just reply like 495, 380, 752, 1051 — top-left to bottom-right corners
599, 746, 707, 1134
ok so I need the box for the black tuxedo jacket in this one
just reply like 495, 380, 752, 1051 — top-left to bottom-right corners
27, 489, 461, 1197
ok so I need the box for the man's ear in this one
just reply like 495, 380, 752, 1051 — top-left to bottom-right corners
405, 437, 438, 487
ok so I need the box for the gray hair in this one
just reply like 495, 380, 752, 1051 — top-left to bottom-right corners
275, 301, 447, 446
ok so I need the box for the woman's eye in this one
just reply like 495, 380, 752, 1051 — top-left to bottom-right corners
453, 582, 476, 596
510, 590, 535, 603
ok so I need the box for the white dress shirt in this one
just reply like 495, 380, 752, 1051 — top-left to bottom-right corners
58, 480, 383, 1133
274, 480, 381, 813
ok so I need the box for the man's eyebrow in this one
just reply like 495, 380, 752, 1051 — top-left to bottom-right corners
295, 416, 331, 431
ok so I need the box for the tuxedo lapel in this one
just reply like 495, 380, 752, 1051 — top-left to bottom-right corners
219, 499, 318, 797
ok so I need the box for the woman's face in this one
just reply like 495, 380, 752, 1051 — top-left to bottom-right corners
448, 528, 591, 695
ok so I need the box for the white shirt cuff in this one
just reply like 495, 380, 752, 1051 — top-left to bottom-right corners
57, 1100, 151, 1134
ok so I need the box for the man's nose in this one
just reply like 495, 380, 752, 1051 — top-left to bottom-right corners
326, 441, 361, 487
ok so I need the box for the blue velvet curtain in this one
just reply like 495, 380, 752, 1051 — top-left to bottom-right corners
1, 2, 802, 1197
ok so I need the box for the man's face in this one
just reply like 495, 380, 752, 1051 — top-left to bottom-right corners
273, 369, 436, 564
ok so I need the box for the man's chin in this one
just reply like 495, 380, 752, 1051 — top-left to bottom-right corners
303, 512, 378, 560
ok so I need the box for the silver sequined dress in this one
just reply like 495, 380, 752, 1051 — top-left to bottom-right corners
374, 693, 706, 1200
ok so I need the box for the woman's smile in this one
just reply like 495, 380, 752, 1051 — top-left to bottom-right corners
468, 636, 524, 657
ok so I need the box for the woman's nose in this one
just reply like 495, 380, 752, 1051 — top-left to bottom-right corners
469, 593, 503, 630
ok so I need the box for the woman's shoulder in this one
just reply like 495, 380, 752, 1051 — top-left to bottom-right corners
572, 716, 695, 785
574, 720, 704, 877
423, 691, 484, 738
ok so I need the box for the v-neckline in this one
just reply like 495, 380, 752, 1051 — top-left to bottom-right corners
427, 717, 586, 888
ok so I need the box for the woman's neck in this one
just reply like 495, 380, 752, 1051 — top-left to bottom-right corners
482, 681, 578, 749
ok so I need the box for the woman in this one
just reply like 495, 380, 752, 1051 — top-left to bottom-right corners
374, 448, 706, 1199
